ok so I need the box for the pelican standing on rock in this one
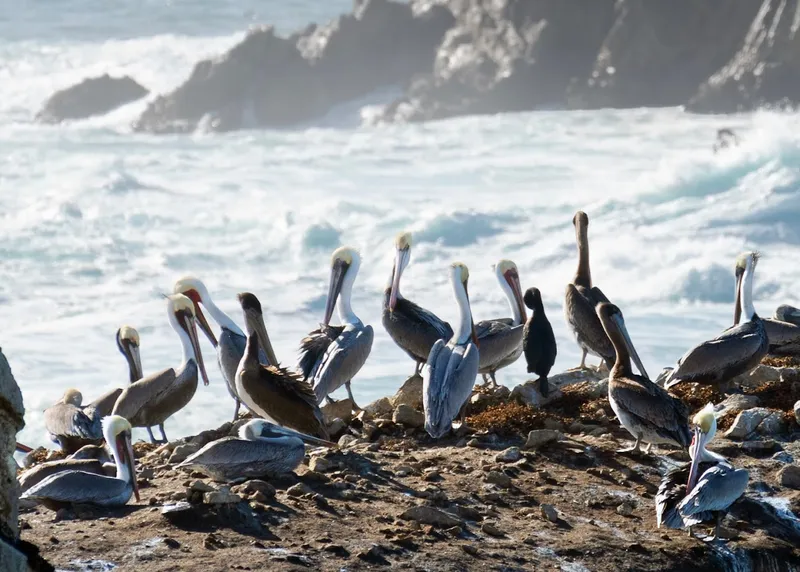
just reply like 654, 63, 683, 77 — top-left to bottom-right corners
423, 262, 480, 439
298, 246, 374, 408
564, 211, 618, 371
235, 292, 329, 439
176, 419, 335, 482
475, 259, 526, 387
597, 302, 691, 454
522, 287, 557, 397
112, 293, 210, 443
664, 251, 768, 392
382, 231, 453, 376
21, 415, 140, 510
656, 403, 749, 540
43, 389, 103, 454
174, 276, 268, 421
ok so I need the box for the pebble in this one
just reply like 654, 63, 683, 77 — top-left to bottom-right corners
393, 404, 425, 428
327, 418, 347, 437
287, 483, 313, 497
309, 456, 335, 473
462, 545, 479, 556
423, 469, 441, 482
481, 523, 505, 537
467, 438, 483, 448
322, 544, 350, 558
204, 488, 242, 505
162, 538, 181, 549
203, 534, 224, 550
616, 501, 635, 516
138, 467, 155, 480
540, 504, 559, 523
524, 429, 561, 449
232, 479, 276, 498
399, 506, 463, 528
778, 465, 800, 489
772, 451, 794, 464
190, 480, 215, 493
484, 471, 512, 489
741, 440, 778, 453
495, 447, 522, 463
395, 465, 414, 477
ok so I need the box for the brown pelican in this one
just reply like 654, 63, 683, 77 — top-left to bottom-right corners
564, 211, 617, 371
774, 304, 800, 326
174, 276, 269, 421
112, 293, 210, 443
235, 292, 329, 439
297, 246, 374, 408
732, 289, 800, 357
382, 231, 453, 376
522, 287, 558, 397
116, 325, 143, 383
43, 389, 103, 454
176, 419, 335, 482
18, 445, 113, 493
423, 262, 480, 439
597, 302, 690, 454
664, 252, 768, 391
20, 415, 140, 509
656, 403, 749, 540
475, 259, 526, 387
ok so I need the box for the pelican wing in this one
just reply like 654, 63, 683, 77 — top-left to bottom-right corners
383, 295, 454, 363
423, 341, 479, 438
111, 367, 177, 421
179, 437, 285, 470
677, 464, 749, 525
19, 459, 106, 493
476, 322, 523, 370
44, 403, 101, 440
610, 376, 691, 447
21, 470, 132, 506
564, 284, 615, 364
474, 318, 513, 338
655, 463, 691, 529
763, 318, 800, 355
589, 286, 611, 304
87, 388, 123, 418
311, 325, 374, 401
297, 324, 346, 379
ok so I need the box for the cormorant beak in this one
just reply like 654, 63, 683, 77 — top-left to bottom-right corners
389, 246, 410, 312
686, 425, 705, 494
178, 309, 210, 386
504, 269, 526, 321
324, 259, 349, 326
611, 312, 648, 379
117, 430, 139, 502
733, 267, 744, 326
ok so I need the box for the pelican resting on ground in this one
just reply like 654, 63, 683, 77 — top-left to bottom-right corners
664, 252, 768, 392
656, 403, 749, 540
44, 389, 103, 454
19, 445, 113, 494
597, 302, 691, 454
382, 231, 453, 376
423, 262, 480, 439
235, 292, 329, 439
774, 304, 800, 326
21, 415, 140, 510
522, 287, 557, 397
298, 246, 374, 409
176, 419, 335, 482
564, 211, 620, 371
112, 293, 210, 443
474, 259, 526, 388
174, 276, 268, 421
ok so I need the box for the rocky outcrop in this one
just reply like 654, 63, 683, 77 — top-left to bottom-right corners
0, 349, 24, 540
36, 75, 148, 123
687, 0, 800, 113
133, 0, 453, 133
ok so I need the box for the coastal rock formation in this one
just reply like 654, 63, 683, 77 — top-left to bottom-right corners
36, 75, 148, 123
687, 0, 800, 113
0, 349, 24, 539
133, 0, 453, 133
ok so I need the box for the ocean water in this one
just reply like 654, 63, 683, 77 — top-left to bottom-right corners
3, 2, 800, 449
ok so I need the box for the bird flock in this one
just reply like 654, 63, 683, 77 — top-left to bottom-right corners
18, 209, 800, 542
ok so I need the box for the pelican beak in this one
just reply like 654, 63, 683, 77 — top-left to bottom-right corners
121, 340, 143, 382
179, 309, 210, 386
464, 280, 479, 347
389, 246, 410, 312
733, 266, 744, 326
611, 312, 648, 379
245, 309, 279, 367
15, 442, 33, 453
323, 259, 349, 326
686, 425, 704, 494
117, 430, 139, 502
295, 430, 338, 448
504, 268, 526, 321
185, 291, 218, 348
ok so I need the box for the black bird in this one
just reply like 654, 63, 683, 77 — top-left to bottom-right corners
522, 287, 557, 397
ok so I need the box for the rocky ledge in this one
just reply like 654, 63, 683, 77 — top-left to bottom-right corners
17, 363, 800, 572
36, 75, 148, 124
43, 0, 800, 133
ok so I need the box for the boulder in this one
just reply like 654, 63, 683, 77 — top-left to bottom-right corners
777, 465, 800, 489
512, 368, 606, 408
36, 74, 148, 123
391, 374, 423, 410
524, 429, 562, 449
687, 0, 800, 113
393, 404, 425, 428
364, 397, 393, 417
0, 349, 25, 539
724, 407, 787, 439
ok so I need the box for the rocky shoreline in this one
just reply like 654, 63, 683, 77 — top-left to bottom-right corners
13, 360, 800, 572
38, 0, 800, 131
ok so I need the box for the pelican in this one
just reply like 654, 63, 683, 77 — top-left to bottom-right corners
298, 246, 374, 408
774, 304, 800, 326
382, 231, 453, 376
664, 252, 768, 391
597, 302, 691, 454
112, 293, 210, 443
19, 445, 113, 493
473, 259, 526, 387
174, 276, 269, 421
522, 287, 558, 397
564, 211, 618, 371
656, 403, 749, 540
87, 325, 145, 418
235, 292, 329, 439
21, 415, 140, 509
176, 419, 335, 482
15, 442, 33, 454
43, 389, 103, 454
423, 262, 480, 439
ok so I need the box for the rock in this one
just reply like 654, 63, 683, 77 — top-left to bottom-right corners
484, 471, 512, 489
524, 429, 562, 449
399, 506, 463, 528
462, 544, 479, 556
541, 504, 559, 523
616, 501, 635, 517
391, 374, 423, 410
778, 465, 800, 489
231, 479, 276, 499
393, 404, 425, 428
309, 456, 335, 473
169, 443, 200, 464
724, 408, 786, 439
322, 399, 356, 424
36, 74, 148, 123
190, 480, 215, 493
286, 483, 313, 498
512, 369, 606, 407
364, 397, 394, 417
716, 394, 760, 417
0, 350, 25, 539
772, 451, 793, 464
323, 543, 350, 558
481, 523, 505, 537
741, 440, 778, 453
203, 487, 242, 505
495, 447, 522, 464
758, 411, 787, 436
326, 418, 348, 438
730, 365, 782, 389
